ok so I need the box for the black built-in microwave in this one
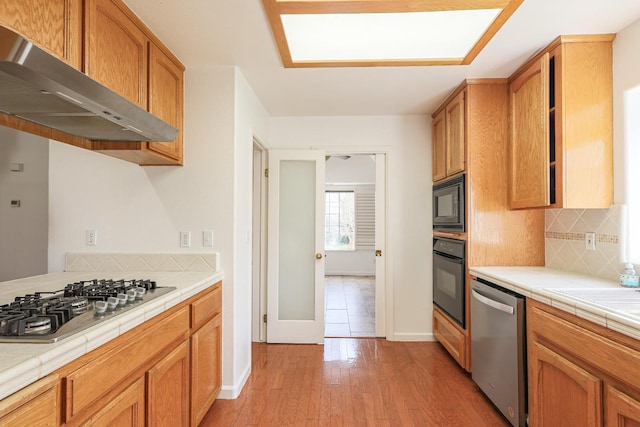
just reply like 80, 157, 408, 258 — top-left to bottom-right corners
433, 174, 465, 232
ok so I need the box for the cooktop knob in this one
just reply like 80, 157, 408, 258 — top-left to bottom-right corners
94, 301, 107, 315
116, 293, 127, 307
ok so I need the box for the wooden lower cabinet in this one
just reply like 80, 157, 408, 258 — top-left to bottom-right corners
0, 375, 59, 426
529, 341, 602, 426
79, 377, 145, 427
191, 313, 222, 426
0, 281, 222, 427
147, 340, 190, 426
607, 386, 640, 426
528, 300, 640, 426
433, 305, 467, 370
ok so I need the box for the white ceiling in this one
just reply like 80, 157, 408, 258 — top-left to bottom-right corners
124, 0, 640, 117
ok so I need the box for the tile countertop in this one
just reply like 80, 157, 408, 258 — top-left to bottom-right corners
0, 270, 223, 402
470, 266, 640, 343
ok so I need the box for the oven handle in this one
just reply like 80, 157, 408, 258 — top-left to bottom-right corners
471, 288, 514, 315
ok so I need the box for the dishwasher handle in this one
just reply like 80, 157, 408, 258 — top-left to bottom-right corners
471, 288, 514, 315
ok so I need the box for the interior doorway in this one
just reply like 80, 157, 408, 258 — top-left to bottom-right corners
323, 153, 386, 338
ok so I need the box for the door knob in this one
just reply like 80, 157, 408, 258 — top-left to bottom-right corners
316, 253, 323, 259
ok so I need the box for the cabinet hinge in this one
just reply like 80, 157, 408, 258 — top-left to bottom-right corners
263, 314, 267, 323
264, 168, 269, 178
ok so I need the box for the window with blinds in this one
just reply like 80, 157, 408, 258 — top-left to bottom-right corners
325, 185, 375, 251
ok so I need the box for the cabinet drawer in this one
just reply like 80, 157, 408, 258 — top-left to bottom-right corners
65, 306, 189, 421
191, 282, 222, 330
433, 306, 467, 370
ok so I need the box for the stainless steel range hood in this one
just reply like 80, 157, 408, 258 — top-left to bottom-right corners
0, 26, 178, 142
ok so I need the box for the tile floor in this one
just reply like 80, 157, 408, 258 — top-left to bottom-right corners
324, 275, 376, 337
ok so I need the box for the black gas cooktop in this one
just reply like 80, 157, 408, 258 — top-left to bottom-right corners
0, 279, 176, 343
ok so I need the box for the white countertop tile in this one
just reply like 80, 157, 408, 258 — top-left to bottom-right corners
470, 266, 640, 340
0, 270, 223, 401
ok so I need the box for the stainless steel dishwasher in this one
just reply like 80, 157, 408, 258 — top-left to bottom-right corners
471, 278, 526, 427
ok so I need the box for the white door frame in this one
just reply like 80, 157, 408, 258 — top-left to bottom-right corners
252, 146, 393, 342
322, 146, 392, 339
251, 139, 268, 342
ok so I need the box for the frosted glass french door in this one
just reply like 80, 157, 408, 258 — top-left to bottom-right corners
267, 150, 325, 343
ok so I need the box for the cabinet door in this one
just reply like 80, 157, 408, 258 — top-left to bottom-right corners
446, 90, 465, 176
432, 109, 446, 182
85, 0, 148, 108
80, 377, 145, 427
191, 313, 222, 426
147, 340, 190, 427
147, 43, 184, 164
529, 341, 602, 427
509, 53, 550, 209
0, 0, 82, 69
606, 385, 640, 427
0, 375, 59, 427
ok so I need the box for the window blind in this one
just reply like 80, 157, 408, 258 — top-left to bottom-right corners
355, 189, 375, 249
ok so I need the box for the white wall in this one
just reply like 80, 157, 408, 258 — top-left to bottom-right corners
613, 17, 640, 264
0, 128, 48, 281
232, 69, 269, 392
613, 16, 640, 206
47, 65, 266, 399
268, 116, 432, 340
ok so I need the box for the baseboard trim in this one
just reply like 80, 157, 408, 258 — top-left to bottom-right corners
388, 332, 437, 342
324, 272, 375, 276
216, 362, 252, 400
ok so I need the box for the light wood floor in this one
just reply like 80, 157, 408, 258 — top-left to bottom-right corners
200, 338, 509, 426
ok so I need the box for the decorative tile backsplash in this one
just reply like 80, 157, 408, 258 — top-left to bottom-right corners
65, 253, 220, 273
545, 206, 623, 281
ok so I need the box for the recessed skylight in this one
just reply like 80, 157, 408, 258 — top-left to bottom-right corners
261, 0, 524, 67
282, 10, 502, 61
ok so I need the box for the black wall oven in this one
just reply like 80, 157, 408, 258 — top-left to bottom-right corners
433, 236, 466, 327
433, 174, 465, 232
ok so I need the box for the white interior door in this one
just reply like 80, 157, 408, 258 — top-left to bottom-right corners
267, 150, 325, 343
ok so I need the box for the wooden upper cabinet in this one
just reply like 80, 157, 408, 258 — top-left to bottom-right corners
85, 0, 148, 108
0, 0, 82, 69
508, 35, 614, 209
446, 91, 465, 176
509, 53, 550, 209
432, 89, 465, 182
147, 43, 184, 164
432, 109, 446, 181
83, 0, 185, 165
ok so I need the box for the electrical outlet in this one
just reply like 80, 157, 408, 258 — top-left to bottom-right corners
585, 232, 596, 251
180, 231, 191, 248
86, 229, 97, 246
203, 230, 214, 247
